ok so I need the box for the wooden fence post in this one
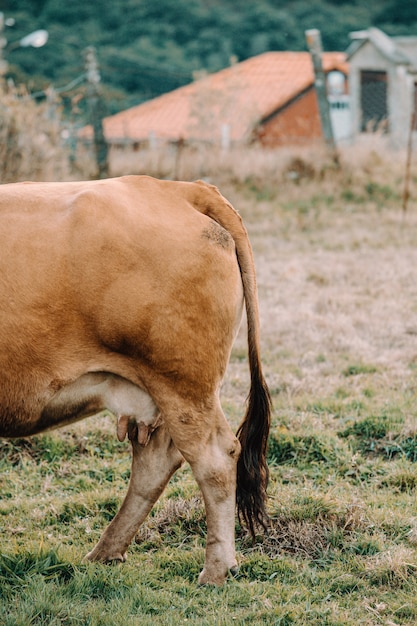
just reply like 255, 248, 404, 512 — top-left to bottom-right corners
84, 46, 109, 179
305, 28, 340, 167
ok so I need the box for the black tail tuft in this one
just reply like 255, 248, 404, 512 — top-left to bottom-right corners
236, 365, 271, 539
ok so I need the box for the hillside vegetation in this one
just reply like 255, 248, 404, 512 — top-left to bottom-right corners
2, 0, 417, 115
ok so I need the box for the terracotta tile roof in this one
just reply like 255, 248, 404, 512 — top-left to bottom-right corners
98, 51, 348, 144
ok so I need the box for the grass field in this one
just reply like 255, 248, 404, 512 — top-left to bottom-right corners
2, 144, 417, 624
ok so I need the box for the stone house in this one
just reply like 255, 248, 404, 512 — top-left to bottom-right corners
347, 27, 417, 145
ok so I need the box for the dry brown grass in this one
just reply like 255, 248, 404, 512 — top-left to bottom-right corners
106, 138, 417, 457
3, 137, 417, 624
209, 140, 417, 411
256, 500, 368, 559
135, 490, 370, 563
135, 495, 205, 546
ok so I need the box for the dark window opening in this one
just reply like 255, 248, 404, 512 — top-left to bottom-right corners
360, 70, 388, 132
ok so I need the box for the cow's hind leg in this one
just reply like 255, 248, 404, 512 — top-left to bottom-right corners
86, 422, 184, 563
167, 402, 241, 586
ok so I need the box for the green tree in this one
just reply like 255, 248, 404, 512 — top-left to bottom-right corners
376, 0, 417, 24
0, 0, 406, 118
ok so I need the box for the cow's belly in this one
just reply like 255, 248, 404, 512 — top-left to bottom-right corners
0, 331, 153, 438
0, 360, 158, 439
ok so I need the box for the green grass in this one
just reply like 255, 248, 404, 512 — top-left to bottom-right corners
3, 396, 417, 625
3, 160, 417, 624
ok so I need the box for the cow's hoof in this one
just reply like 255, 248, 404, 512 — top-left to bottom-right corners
198, 567, 227, 586
85, 549, 127, 564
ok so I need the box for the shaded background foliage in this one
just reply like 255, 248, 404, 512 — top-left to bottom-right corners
0, 0, 416, 116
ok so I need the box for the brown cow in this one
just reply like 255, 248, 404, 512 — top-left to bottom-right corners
0, 175, 271, 585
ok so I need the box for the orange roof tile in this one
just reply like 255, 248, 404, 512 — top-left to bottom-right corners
98, 51, 348, 144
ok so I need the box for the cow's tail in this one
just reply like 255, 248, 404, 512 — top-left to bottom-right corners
189, 180, 272, 538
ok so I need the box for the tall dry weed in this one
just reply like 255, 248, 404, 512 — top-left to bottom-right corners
107, 136, 409, 194
0, 82, 71, 183
108, 142, 333, 185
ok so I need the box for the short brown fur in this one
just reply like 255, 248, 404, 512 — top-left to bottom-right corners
0, 175, 270, 584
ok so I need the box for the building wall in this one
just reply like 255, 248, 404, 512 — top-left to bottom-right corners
255, 88, 323, 147
349, 40, 412, 145
329, 94, 352, 142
